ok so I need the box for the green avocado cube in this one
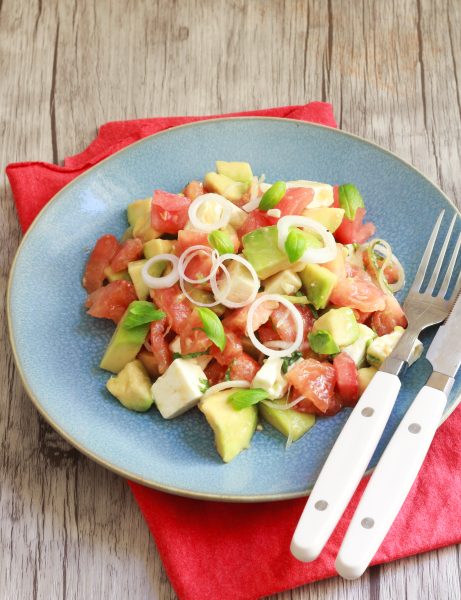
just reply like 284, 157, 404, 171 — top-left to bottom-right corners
311, 307, 359, 348
259, 401, 315, 442
100, 301, 151, 373
300, 263, 338, 310
216, 161, 253, 183
103, 266, 131, 282
303, 207, 345, 232
106, 359, 153, 412
127, 198, 151, 226
127, 260, 149, 300
204, 172, 249, 202
199, 389, 257, 463
143, 238, 173, 259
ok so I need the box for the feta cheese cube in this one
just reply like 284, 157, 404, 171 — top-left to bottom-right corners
151, 358, 207, 419
251, 356, 287, 400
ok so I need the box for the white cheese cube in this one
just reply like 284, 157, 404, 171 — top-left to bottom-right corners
342, 324, 376, 367
251, 357, 288, 400
151, 358, 207, 419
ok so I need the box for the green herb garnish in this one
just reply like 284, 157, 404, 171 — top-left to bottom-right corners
196, 307, 227, 351
338, 184, 365, 221
224, 367, 231, 381
259, 181, 287, 211
172, 350, 209, 360
284, 228, 308, 263
228, 388, 269, 410
199, 378, 210, 394
208, 230, 234, 255
123, 301, 165, 329
308, 330, 340, 355
281, 351, 303, 374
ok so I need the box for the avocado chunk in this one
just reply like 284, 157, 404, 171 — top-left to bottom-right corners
259, 401, 315, 442
106, 359, 153, 412
127, 198, 151, 226
204, 172, 249, 202
243, 226, 322, 279
300, 263, 338, 310
143, 238, 173, 259
303, 207, 345, 232
199, 389, 257, 463
312, 307, 359, 347
216, 161, 253, 183
127, 259, 149, 300
100, 301, 151, 373
104, 266, 131, 282
342, 324, 376, 367
308, 330, 340, 355
121, 226, 133, 242
132, 213, 161, 242
357, 366, 377, 395
263, 270, 302, 295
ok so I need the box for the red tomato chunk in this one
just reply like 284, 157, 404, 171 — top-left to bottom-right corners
83, 234, 120, 293
151, 190, 191, 234
85, 280, 137, 323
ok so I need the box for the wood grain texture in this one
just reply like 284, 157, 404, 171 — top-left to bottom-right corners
1, 0, 461, 598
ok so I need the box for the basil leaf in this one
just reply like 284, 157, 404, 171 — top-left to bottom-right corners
172, 350, 209, 360
199, 378, 210, 394
228, 388, 269, 410
259, 181, 287, 211
309, 304, 319, 319
338, 184, 365, 220
308, 330, 340, 355
196, 307, 227, 351
224, 367, 231, 381
281, 351, 303, 374
284, 228, 308, 263
208, 230, 234, 255
123, 301, 165, 329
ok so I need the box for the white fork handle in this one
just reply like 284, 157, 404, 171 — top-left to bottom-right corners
336, 385, 447, 579
290, 371, 401, 562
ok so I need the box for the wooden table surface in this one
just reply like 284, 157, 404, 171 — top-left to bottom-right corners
2, 1, 461, 598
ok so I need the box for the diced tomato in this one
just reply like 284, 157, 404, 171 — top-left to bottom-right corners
285, 358, 337, 414
180, 309, 212, 355
223, 294, 279, 333
362, 251, 400, 284
210, 329, 243, 365
151, 189, 191, 234
229, 353, 260, 382
333, 352, 359, 406
82, 234, 120, 293
371, 294, 408, 336
330, 272, 386, 312
85, 280, 137, 323
270, 304, 315, 343
137, 348, 160, 378
182, 180, 204, 200
175, 230, 213, 281
150, 318, 172, 374
257, 323, 280, 344
352, 309, 373, 324
150, 284, 192, 334
237, 210, 272, 239
204, 360, 228, 386
294, 394, 343, 417
267, 187, 314, 223
110, 238, 143, 273
335, 207, 376, 244
323, 243, 347, 279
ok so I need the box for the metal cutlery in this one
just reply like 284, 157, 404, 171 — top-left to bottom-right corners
291, 210, 461, 564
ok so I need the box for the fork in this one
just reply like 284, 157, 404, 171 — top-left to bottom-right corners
291, 210, 461, 563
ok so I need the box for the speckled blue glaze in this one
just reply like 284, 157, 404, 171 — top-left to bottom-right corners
8, 118, 461, 501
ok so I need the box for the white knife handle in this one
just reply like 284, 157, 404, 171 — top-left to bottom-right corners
290, 371, 401, 562
335, 385, 447, 579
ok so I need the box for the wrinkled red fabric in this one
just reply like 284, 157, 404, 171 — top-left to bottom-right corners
8, 103, 461, 600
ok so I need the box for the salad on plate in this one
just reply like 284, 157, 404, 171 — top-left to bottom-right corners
82, 161, 419, 463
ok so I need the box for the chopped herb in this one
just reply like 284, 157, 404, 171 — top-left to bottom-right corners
208, 230, 234, 255
224, 367, 231, 381
196, 307, 227, 352
199, 378, 210, 394
284, 227, 308, 263
259, 181, 287, 211
282, 351, 303, 374
172, 350, 209, 360
338, 184, 365, 221
123, 301, 165, 329
229, 388, 269, 410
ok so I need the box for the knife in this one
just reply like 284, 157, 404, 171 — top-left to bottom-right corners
335, 292, 461, 579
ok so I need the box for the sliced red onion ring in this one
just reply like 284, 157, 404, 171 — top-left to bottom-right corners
210, 253, 259, 308
276, 215, 337, 264
141, 254, 179, 289
201, 380, 250, 399
246, 294, 303, 357
188, 193, 232, 232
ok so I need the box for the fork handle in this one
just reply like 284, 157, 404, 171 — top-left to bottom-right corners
290, 371, 401, 563
335, 385, 447, 580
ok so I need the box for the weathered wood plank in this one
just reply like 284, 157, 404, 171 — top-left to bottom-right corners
1, 0, 461, 599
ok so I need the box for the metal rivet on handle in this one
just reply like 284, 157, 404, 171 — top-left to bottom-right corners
361, 407, 374, 417
408, 423, 421, 434
361, 517, 375, 529
315, 500, 328, 511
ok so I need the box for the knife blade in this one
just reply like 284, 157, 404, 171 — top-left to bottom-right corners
426, 291, 461, 379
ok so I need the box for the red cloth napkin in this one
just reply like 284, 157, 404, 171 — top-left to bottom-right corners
7, 103, 461, 600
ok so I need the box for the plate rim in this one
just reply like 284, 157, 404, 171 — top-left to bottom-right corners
7, 116, 461, 502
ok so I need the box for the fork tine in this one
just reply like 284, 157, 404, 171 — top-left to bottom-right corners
411, 210, 445, 291
451, 265, 461, 301
425, 213, 456, 295
439, 230, 461, 298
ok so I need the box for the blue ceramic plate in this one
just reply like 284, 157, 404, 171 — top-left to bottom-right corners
8, 118, 461, 501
